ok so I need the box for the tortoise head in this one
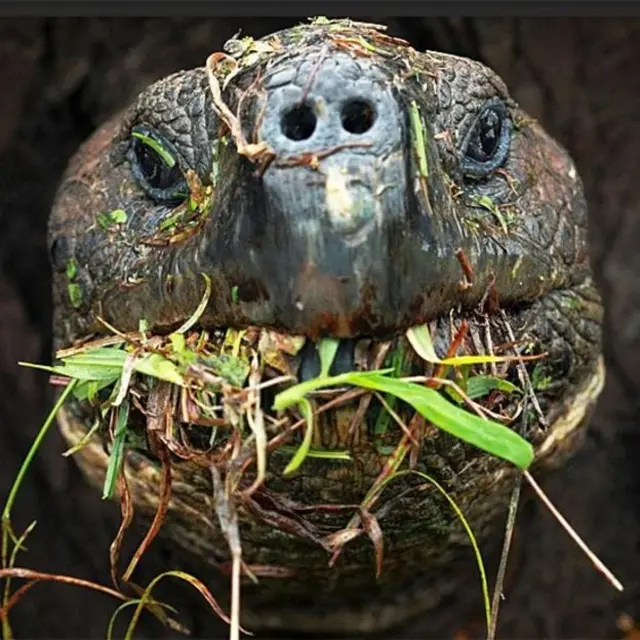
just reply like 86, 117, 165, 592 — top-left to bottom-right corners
49, 20, 589, 345
47, 19, 604, 636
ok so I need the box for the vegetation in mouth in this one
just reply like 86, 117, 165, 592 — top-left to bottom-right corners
1, 275, 619, 640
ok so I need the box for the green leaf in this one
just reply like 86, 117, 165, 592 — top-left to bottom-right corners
465, 376, 522, 399
61, 347, 127, 367
200, 353, 249, 388
446, 376, 522, 404
279, 446, 351, 461
169, 332, 186, 353
158, 210, 184, 231
97, 209, 128, 230
65, 259, 78, 281
274, 371, 534, 469
283, 399, 314, 475
374, 342, 408, 438
274, 368, 394, 410
317, 338, 340, 378
20, 360, 123, 383
134, 353, 184, 386
406, 324, 522, 366
102, 400, 130, 500
73, 376, 122, 401
476, 195, 509, 235
24, 345, 184, 388
110, 209, 128, 224
67, 283, 83, 309
409, 100, 428, 178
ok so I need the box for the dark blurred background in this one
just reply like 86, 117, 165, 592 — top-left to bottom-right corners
1, 15, 639, 639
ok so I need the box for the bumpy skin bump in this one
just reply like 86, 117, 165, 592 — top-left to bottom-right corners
48, 20, 604, 635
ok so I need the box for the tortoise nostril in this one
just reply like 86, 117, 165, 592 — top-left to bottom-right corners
341, 99, 376, 134
281, 103, 316, 141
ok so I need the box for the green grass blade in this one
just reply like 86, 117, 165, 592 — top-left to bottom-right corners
348, 373, 533, 469
60, 348, 127, 366
409, 100, 429, 178
131, 131, 176, 168
1, 521, 37, 640
2, 380, 78, 523
273, 368, 394, 411
102, 401, 130, 500
19, 361, 122, 382
395, 469, 491, 637
132, 353, 184, 386
406, 324, 524, 365
278, 447, 352, 461
107, 599, 178, 640
317, 338, 340, 378
274, 372, 534, 469
62, 418, 102, 457
283, 399, 314, 475
123, 570, 230, 640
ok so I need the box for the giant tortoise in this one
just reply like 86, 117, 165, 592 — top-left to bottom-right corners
1, 15, 638, 640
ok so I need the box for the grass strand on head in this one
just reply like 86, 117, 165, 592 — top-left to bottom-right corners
392, 469, 492, 637
2, 379, 78, 527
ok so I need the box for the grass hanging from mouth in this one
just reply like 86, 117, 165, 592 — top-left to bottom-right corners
282, 336, 339, 474
2, 380, 78, 542
389, 469, 491, 637
122, 570, 235, 640
283, 398, 314, 475
102, 400, 130, 500
1, 521, 36, 640
107, 599, 180, 640
273, 369, 535, 470
8, 305, 620, 640
406, 324, 545, 367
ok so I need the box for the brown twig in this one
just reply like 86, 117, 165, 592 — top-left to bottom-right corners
524, 471, 623, 592
109, 470, 134, 590
488, 471, 522, 640
122, 441, 172, 583
456, 248, 474, 290
499, 310, 548, 428
0, 569, 129, 618
206, 52, 275, 164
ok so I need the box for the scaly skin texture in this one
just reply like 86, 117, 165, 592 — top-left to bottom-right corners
48, 20, 604, 635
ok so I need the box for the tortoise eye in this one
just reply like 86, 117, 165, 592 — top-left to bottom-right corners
128, 125, 189, 203
460, 99, 512, 180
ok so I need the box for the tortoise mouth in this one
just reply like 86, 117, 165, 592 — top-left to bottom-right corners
62, 284, 598, 474
54, 284, 605, 634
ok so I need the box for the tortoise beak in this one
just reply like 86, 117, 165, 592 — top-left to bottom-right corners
256, 145, 410, 336
224, 51, 417, 336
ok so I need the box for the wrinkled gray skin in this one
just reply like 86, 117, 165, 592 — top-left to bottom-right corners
47, 21, 603, 636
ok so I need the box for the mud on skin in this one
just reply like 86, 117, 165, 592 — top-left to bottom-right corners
48, 19, 604, 635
